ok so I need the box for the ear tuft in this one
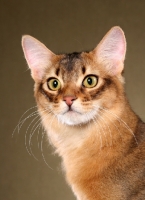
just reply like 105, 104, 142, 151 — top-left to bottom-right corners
22, 35, 55, 81
95, 26, 126, 75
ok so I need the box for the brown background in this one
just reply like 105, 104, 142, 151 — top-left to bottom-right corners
1, 1, 145, 200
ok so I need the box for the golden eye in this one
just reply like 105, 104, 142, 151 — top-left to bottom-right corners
47, 78, 61, 91
83, 75, 98, 88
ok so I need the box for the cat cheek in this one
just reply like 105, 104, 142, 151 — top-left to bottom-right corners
103, 93, 117, 109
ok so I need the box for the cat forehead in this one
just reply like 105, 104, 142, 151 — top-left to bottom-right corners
46, 52, 84, 79
44, 51, 101, 83
60, 52, 101, 76
60, 52, 82, 71
59, 52, 99, 73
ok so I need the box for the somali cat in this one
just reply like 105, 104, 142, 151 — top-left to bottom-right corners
21, 27, 145, 200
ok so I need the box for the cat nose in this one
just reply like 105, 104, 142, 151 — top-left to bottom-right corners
63, 96, 77, 106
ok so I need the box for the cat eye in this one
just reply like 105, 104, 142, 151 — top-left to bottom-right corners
47, 78, 61, 91
83, 75, 98, 88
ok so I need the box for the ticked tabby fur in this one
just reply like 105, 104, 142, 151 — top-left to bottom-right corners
21, 27, 145, 200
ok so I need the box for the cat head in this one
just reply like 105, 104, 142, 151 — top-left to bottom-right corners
22, 27, 126, 126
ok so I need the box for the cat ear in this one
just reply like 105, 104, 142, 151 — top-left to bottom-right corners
94, 26, 126, 76
22, 35, 55, 81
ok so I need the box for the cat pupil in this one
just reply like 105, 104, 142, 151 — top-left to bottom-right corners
53, 80, 58, 88
87, 77, 92, 85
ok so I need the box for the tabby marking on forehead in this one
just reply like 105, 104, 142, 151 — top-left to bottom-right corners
82, 66, 86, 74
55, 68, 60, 76
60, 52, 81, 71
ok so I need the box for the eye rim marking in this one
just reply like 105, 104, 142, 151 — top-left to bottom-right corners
83, 75, 98, 88
55, 68, 60, 76
82, 66, 86, 74
47, 77, 61, 91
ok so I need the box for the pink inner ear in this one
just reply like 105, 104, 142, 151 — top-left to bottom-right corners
22, 35, 55, 81
106, 27, 126, 61
96, 27, 126, 75
31, 68, 45, 82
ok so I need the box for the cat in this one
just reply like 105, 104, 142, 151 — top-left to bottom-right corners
21, 26, 145, 200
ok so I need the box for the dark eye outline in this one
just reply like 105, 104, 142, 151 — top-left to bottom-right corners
82, 75, 98, 88
47, 77, 61, 91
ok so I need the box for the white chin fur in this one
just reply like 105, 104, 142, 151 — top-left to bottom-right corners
57, 109, 99, 126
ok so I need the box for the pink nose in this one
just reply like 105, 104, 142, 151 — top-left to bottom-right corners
63, 96, 76, 106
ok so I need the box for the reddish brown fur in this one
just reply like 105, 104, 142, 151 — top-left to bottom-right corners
22, 27, 145, 200
33, 52, 145, 200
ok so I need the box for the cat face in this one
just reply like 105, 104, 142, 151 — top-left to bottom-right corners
22, 26, 126, 126
35, 53, 106, 125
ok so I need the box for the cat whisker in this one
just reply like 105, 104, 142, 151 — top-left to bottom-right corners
25, 110, 48, 156
37, 123, 43, 149
27, 108, 53, 160
37, 108, 57, 168
92, 117, 103, 150
95, 113, 112, 147
28, 119, 42, 160
85, 111, 103, 150
92, 105, 113, 146
18, 107, 38, 130
19, 111, 39, 131
93, 113, 109, 149
29, 117, 42, 145
12, 108, 38, 138
18, 105, 38, 124
98, 108, 123, 142
100, 107, 138, 145
41, 129, 53, 170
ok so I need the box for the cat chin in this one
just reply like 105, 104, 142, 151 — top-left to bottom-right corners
57, 109, 99, 126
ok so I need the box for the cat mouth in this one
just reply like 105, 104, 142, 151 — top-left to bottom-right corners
63, 107, 82, 116
63, 107, 81, 115
68, 107, 73, 112
65, 110, 81, 115
57, 106, 99, 125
